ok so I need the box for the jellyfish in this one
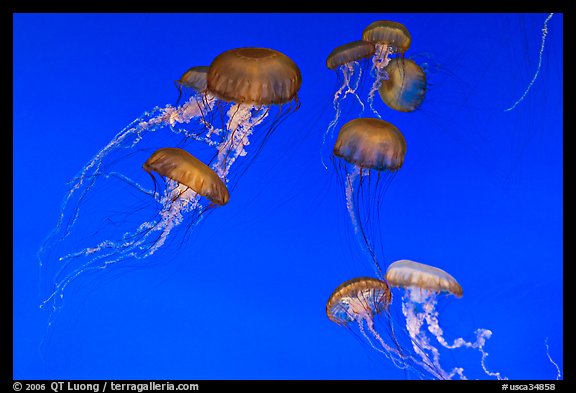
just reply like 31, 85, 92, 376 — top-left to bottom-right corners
386, 259, 507, 380
326, 277, 447, 379
38, 89, 219, 313
332, 117, 406, 277
174, 65, 209, 106
362, 20, 411, 117
322, 40, 376, 169
199, 47, 302, 186
40, 147, 228, 312
143, 147, 230, 206
379, 58, 427, 112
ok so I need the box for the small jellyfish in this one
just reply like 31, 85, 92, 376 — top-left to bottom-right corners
386, 260, 506, 380
379, 58, 427, 112
326, 278, 403, 364
362, 20, 412, 117
326, 277, 444, 379
333, 117, 406, 277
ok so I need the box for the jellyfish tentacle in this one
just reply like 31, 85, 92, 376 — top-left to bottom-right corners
545, 337, 562, 380
505, 13, 554, 112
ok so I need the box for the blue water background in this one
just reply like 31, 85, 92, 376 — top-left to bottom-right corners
13, 13, 563, 379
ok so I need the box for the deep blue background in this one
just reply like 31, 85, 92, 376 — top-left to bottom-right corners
13, 13, 563, 379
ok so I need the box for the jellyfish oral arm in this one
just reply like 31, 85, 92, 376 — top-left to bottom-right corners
401, 288, 507, 380
402, 298, 452, 379
169, 95, 220, 147
146, 182, 201, 256
368, 44, 393, 118
212, 103, 269, 181
374, 44, 394, 69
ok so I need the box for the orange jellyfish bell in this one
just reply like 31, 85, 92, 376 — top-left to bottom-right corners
206, 47, 302, 105
143, 147, 230, 206
333, 117, 407, 171
379, 58, 427, 112
176, 65, 209, 93
326, 277, 392, 325
362, 20, 411, 53
326, 40, 376, 70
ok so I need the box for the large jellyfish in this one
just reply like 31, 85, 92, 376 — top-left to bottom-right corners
38, 47, 301, 317
332, 117, 406, 277
379, 57, 427, 112
386, 259, 507, 380
326, 277, 447, 379
200, 47, 302, 186
362, 20, 411, 116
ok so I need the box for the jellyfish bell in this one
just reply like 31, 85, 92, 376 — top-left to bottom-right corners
334, 117, 406, 171
174, 65, 209, 105
326, 40, 376, 70
386, 259, 462, 298
143, 147, 229, 206
362, 20, 411, 54
326, 276, 392, 326
176, 66, 209, 93
206, 47, 301, 105
332, 118, 406, 278
379, 58, 427, 112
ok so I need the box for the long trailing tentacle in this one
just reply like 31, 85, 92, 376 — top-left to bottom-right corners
505, 13, 554, 112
